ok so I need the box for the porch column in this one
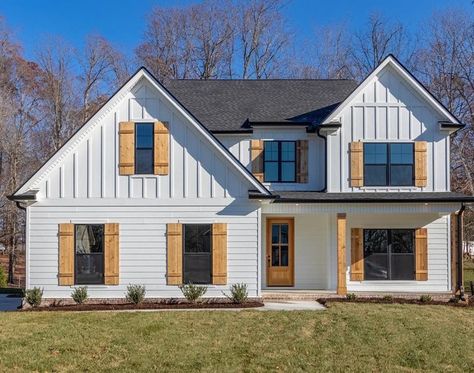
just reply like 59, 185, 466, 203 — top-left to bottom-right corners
336, 213, 347, 295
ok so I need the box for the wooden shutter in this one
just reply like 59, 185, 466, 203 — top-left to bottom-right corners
296, 140, 308, 183
250, 139, 264, 182
415, 228, 428, 281
154, 121, 169, 175
58, 223, 74, 286
119, 121, 135, 175
212, 223, 227, 285
104, 223, 119, 285
350, 228, 364, 281
415, 141, 427, 187
350, 142, 363, 187
167, 223, 183, 285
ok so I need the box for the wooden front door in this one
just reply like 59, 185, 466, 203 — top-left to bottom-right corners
266, 218, 294, 286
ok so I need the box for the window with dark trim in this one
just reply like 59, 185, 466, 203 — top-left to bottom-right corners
364, 229, 415, 280
75, 224, 104, 285
364, 143, 414, 186
183, 224, 212, 284
264, 141, 296, 182
135, 123, 154, 174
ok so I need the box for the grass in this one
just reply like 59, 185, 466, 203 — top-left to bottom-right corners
0, 304, 473, 372
465, 259, 474, 293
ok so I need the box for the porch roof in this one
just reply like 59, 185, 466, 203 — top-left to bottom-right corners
248, 191, 474, 203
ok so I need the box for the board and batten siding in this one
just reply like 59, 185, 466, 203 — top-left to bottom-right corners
217, 128, 325, 191
26, 77, 261, 298
327, 65, 450, 193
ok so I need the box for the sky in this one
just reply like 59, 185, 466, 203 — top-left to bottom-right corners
0, 0, 472, 62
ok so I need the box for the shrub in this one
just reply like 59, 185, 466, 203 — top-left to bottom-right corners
223, 283, 248, 304
71, 286, 88, 304
419, 295, 432, 303
179, 283, 207, 303
126, 284, 146, 304
0, 266, 7, 288
346, 293, 357, 301
382, 295, 393, 302
24, 287, 43, 307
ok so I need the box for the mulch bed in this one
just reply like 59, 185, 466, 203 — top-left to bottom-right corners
317, 296, 474, 308
22, 301, 264, 312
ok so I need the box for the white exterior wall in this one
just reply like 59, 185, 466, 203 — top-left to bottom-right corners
217, 127, 325, 191
25, 76, 261, 299
327, 65, 451, 193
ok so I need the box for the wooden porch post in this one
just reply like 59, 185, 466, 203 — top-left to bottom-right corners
337, 213, 347, 295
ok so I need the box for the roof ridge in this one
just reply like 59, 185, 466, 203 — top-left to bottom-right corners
170, 78, 357, 82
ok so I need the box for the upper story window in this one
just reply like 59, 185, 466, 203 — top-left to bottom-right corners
135, 123, 154, 174
75, 224, 104, 285
364, 143, 414, 186
264, 141, 296, 182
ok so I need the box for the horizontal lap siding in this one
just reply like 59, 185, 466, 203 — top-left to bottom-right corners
28, 203, 259, 298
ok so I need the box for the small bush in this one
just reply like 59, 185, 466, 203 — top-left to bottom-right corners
419, 294, 432, 303
179, 283, 207, 303
0, 267, 7, 288
126, 284, 146, 304
24, 287, 43, 307
223, 283, 248, 304
71, 286, 88, 304
346, 293, 357, 301
382, 295, 393, 302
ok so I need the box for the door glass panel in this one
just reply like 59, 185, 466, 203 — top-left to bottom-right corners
271, 225, 279, 244
272, 246, 279, 266
280, 246, 289, 266
280, 224, 288, 244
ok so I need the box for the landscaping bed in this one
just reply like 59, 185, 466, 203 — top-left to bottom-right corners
317, 296, 474, 307
22, 300, 264, 312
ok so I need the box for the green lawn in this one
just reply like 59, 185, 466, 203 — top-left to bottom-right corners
0, 304, 473, 372
465, 259, 474, 293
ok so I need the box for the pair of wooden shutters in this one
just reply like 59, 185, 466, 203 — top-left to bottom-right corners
350, 141, 427, 187
350, 228, 428, 281
58, 223, 119, 286
119, 121, 169, 175
167, 223, 228, 285
250, 140, 308, 183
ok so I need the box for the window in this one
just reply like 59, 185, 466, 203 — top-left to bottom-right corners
264, 141, 296, 182
75, 224, 104, 285
364, 143, 414, 186
135, 123, 154, 174
364, 229, 415, 280
183, 224, 212, 284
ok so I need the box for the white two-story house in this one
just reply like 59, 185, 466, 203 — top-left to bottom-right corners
10, 55, 473, 300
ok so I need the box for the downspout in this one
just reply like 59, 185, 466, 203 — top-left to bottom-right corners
15, 201, 26, 211
315, 126, 327, 192
456, 203, 466, 300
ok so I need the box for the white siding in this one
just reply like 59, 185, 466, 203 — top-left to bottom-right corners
327, 65, 451, 193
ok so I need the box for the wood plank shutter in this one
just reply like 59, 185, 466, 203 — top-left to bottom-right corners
415, 141, 427, 187
119, 121, 135, 175
167, 223, 183, 285
336, 213, 347, 295
250, 139, 264, 182
154, 121, 169, 175
104, 223, 119, 285
415, 228, 428, 281
212, 223, 227, 285
350, 142, 363, 187
296, 140, 308, 183
58, 223, 74, 286
350, 228, 364, 281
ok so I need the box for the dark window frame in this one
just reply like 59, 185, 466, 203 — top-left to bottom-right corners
263, 140, 297, 183
134, 122, 154, 175
74, 224, 105, 285
363, 228, 415, 281
182, 224, 213, 285
363, 142, 414, 186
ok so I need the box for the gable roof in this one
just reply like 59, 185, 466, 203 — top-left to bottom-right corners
322, 54, 464, 126
12, 67, 271, 198
166, 79, 357, 132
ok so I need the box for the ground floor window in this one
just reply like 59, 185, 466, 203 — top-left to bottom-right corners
183, 224, 212, 284
75, 224, 104, 285
364, 229, 415, 280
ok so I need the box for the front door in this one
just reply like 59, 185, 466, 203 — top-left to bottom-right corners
266, 218, 294, 286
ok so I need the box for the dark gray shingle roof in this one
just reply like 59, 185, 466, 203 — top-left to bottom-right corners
166, 79, 358, 132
